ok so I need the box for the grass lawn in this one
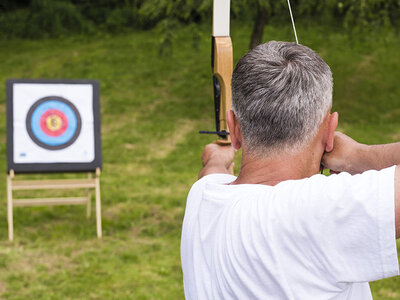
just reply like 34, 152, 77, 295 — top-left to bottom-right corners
0, 21, 399, 299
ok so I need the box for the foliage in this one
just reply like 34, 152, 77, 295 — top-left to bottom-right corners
339, 0, 400, 30
0, 0, 212, 39
0, 8, 30, 38
0, 23, 399, 298
0, 0, 92, 38
105, 7, 135, 32
27, 0, 91, 38
232, 0, 400, 28
0, 0, 399, 39
0, 0, 30, 13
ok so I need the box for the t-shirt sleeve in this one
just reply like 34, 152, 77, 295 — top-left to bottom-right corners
282, 166, 399, 283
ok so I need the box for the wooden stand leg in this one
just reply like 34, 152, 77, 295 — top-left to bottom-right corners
95, 168, 102, 238
7, 170, 14, 241
6, 169, 101, 240
86, 173, 92, 218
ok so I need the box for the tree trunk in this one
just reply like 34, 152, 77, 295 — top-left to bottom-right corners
249, 4, 268, 49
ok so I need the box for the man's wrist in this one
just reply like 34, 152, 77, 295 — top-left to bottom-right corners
355, 144, 374, 173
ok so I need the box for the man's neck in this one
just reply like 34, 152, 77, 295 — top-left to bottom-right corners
231, 144, 323, 186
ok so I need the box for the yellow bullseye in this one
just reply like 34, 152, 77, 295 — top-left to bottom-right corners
46, 114, 62, 131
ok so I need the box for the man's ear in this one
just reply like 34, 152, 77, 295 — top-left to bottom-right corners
325, 112, 338, 152
227, 110, 242, 150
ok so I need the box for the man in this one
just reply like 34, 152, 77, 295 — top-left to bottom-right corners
181, 41, 399, 299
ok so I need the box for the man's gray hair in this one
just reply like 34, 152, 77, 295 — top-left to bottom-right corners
231, 41, 332, 157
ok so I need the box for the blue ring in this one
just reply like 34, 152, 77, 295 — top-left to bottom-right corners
30, 100, 77, 146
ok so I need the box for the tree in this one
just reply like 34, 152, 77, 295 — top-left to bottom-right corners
249, 1, 269, 49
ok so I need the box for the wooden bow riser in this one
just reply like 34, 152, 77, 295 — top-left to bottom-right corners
213, 36, 233, 145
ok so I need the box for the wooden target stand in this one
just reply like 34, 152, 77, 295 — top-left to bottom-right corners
7, 168, 102, 241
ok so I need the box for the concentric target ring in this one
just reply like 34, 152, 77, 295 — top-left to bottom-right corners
26, 96, 82, 150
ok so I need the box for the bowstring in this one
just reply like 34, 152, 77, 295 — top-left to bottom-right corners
286, 0, 299, 44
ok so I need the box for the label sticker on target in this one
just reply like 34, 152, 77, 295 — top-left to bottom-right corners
6, 79, 102, 173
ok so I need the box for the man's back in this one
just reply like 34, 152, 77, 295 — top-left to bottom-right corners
181, 41, 400, 299
181, 169, 399, 299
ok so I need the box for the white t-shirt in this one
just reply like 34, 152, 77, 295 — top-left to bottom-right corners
181, 167, 399, 300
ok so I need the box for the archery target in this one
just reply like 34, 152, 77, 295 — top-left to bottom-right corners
11, 82, 96, 165
26, 96, 82, 150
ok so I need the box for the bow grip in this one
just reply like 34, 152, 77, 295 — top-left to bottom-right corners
212, 36, 233, 143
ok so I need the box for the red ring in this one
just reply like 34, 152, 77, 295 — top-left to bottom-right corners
39, 109, 68, 137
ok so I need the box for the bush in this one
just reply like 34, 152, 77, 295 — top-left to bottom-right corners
340, 0, 400, 30
0, 8, 30, 38
27, 0, 92, 38
0, 0, 399, 39
231, 0, 400, 30
105, 7, 135, 32
0, 0, 93, 38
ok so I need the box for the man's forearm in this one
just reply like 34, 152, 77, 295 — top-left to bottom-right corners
357, 143, 400, 173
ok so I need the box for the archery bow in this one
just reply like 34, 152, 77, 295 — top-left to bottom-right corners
199, 0, 233, 145
200, 0, 298, 145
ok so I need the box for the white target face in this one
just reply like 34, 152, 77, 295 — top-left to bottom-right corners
13, 83, 95, 164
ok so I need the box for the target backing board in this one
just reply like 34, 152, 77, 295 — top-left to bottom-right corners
6, 79, 102, 173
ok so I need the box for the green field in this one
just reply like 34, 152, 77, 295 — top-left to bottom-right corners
0, 22, 399, 299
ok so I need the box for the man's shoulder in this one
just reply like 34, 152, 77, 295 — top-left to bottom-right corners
186, 166, 396, 208
278, 166, 396, 188
190, 173, 237, 192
